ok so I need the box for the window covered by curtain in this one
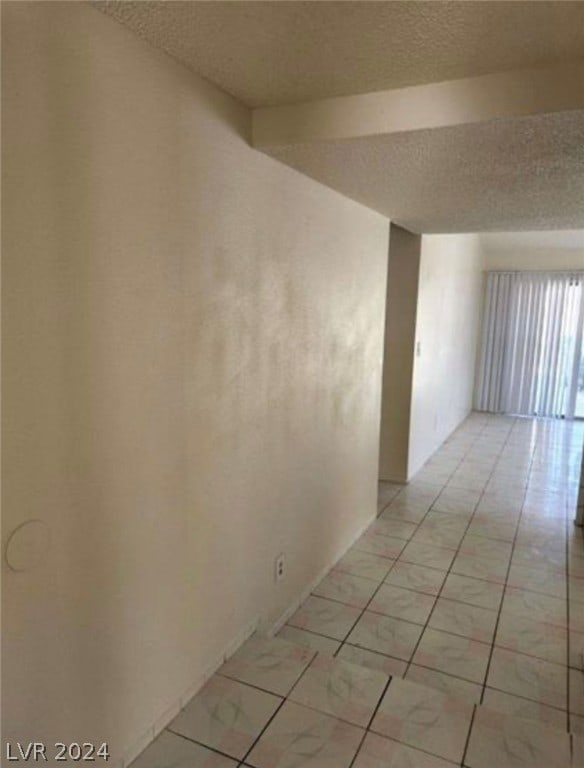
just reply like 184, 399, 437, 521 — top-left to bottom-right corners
475, 271, 584, 418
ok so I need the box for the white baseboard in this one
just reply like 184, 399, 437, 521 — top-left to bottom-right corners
120, 510, 377, 767
267, 512, 377, 637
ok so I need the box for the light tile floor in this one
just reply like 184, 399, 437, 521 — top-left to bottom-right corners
131, 413, 584, 768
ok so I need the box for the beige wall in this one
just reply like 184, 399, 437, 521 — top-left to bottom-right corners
408, 234, 484, 476
378, 225, 421, 482
2, 3, 389, 763
483, 249, 584, 271
480, 231, 584, 271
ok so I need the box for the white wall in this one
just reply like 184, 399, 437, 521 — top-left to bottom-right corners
481, 231, 584, 271
2, 3, 389, 763
408, 234, 484, 476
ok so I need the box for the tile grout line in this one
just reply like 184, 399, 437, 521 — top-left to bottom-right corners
460, 703, 478, 768
566, 477, 573, 735
477, 416, 535, 707
326, 475, 452, 658
401, 419, 502, 683
166, 728, 248, 763
345, 674, 395, 768
236, 646, 322, 767
332, 492, 445, 661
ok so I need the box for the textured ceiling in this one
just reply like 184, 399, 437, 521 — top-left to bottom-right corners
95, 1, 584, 108
94, 1, 584, 232
264, 110, 584, 233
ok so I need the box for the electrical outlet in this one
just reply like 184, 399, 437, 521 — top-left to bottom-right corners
275, 553, 286, 583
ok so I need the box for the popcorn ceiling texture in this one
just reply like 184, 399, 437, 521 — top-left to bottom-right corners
265, 110, 584, 233
93, 1, 584, 232
95, 1, 584, 108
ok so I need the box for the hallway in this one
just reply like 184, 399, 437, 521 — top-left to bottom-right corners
131, 413, 584, 767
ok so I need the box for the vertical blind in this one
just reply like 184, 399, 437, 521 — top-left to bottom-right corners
475, 271, 584, 418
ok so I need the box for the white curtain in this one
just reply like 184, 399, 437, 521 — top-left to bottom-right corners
475, 271, 584, 418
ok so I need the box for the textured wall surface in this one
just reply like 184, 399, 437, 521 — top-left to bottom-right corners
408, 234, 484, 476
2, 3, 389, 762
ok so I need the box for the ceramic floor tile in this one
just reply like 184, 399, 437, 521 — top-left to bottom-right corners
346, 611, 423, 661
465, 706, 570, 768
287, 596, 362, 641
513, 533, 561, 552
495, 614, 568, 665
476, 495, 523, 516
219, 636, 315, 696
368, 583, 436, 625
405, 664, 482, 703
408, 526, 465, 550
336, 644, 407, 678
466, 519, 517, 542
371, 518, 418, 541
412, 627, 491, 684
516, 530, 566, 552
420, 511, 469, 532
451, 552, 509, 584
398, 482, 444, 502
289, 654, 388, 727
169, 676, 282, 760
569, 555, 584, 581
336, 549, 394, 582
432, 487, 481, 515
570, 667, 584, 716
370, 676, 474, 764
398, 542, 456, 571
512, 546, 566, 573
521, 507, 566, 525
573, 734, 584, 767
276, 626, 341, 657
246, 701, 363, 768
380, 504, 429, 525
569, 630, 584, 669
481, 688, 568, 730
415, 468, 454, 486
312, 570, 379, 609
571, 713, 584, 735
506, 563, 567, 599
490, 473, 529, 490
485, 478, 526, 498
429, 508, 475, 524
378, 483, 403, 509
352, 732, 455, 768
570, 600, 584, 634
569, 535, 584, 558
570, 577, 584, 605
428, 598, 498, 643
487, 647, 567, 710
501, 587, 568, 629
354, 532, 407, 560
129, 731, 238, 768
447, 473, 490, 492
440, 573, 504, 611
459, 535, 513, 563
384, 561, 446, 596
